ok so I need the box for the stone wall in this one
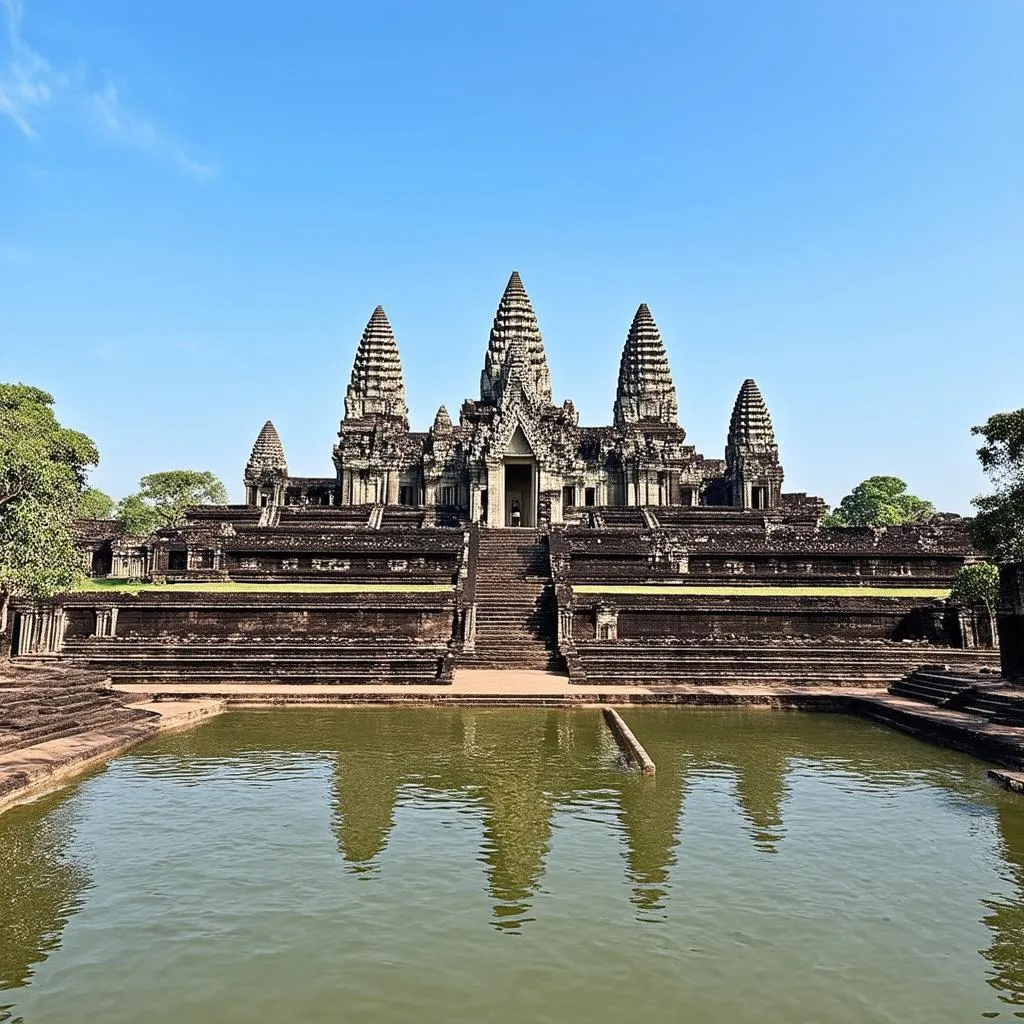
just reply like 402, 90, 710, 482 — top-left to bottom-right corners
999, 563, 1024, 680
569, 592, 937, 642
557, 514, 974, 588
54, 592, 455, 644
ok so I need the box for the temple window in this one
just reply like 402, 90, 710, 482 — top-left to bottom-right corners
399, 485, 417, 506
168, 550, 187, 571
440, 485, 456, 506
585, 487, 596, 507
678, 488, 694, 506
562, 486, 576, 508
751, 486, 769, 509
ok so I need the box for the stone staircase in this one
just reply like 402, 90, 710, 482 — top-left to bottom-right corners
460, 529, 563, 672
890, 669, 1024, 725
0, 668, 154, 757
56, 637, 448, 685
575, 642, 999, 687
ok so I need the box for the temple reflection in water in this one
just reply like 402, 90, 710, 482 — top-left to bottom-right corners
1, 708, 1024, 1013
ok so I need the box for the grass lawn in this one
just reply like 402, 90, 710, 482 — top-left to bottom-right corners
572, 584, 950, 599
75, 579, 452, 595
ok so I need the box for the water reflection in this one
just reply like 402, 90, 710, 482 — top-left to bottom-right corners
0, 794, 91, 1022
983, 801, 1024, 1007
1, 707, 1023, 1018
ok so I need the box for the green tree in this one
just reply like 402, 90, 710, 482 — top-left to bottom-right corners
115, 493, 165, 535
0, 384, 99, 637
824, 475, 935, 528
77, 486, 115, 519
950, 562, 1000, 642
969, 409, 1024, 562
116, 470, 228, 533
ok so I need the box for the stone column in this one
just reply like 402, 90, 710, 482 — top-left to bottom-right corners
486, 462, 504, 528
15, 608, 37, 655
558, 604, 574, 646
94, 607, 119, 638
595, 603, 619, 641
549, 490, 563, 525
386, 471, 400, 505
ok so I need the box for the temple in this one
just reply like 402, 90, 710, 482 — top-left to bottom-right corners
9, 270, 1004, 691
256, 271, 789, 525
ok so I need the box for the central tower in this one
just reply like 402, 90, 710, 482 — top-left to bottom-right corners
480, 271, 553, 405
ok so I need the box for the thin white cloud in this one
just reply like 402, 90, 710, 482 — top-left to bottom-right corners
0, 0, 61, 138
0, 0, 217, 180
91, 81, 218, 181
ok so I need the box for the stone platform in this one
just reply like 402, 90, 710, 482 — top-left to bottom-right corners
109, 670, 869, 707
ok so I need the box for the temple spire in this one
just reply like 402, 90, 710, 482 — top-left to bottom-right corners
244, 420, 289, 506
430, 404, 453, 436
344, 306, 409, 426
480, 271, 552, 405
246, 420, 288, 476
727, 379, 777, 453
613, 304, 679, 431
725, 378, 783, 509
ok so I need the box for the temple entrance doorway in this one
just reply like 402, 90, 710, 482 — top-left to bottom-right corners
504, 461, 536, 527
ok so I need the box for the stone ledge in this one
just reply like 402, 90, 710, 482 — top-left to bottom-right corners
989, 769, 1024, 795
0, 699, 225, 816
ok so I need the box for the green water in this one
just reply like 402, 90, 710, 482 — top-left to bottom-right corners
2, 709, 1023, 1024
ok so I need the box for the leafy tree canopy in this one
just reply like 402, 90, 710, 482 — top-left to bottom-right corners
949, 562, 1000, 611
116, 470, 228, 533
115, 494, 165, 536
823, 475, 935, 528
969, 409, 1024, 563
77, 486, 115, 520
0, 384, 99, 627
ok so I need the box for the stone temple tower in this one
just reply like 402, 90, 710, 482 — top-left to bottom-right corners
480, 271, 553, 405
334, 306, 415, 505
724, 379, 784, 509
613, 304, 679, 431
244, 420, 289, 507
343, 305, 409, 425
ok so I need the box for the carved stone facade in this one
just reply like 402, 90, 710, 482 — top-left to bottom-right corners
246, 271, 787, 526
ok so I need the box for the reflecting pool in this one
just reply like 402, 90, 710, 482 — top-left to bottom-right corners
2, 708, 1023, 1023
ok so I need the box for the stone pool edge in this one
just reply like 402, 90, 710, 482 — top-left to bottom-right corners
0, 699, 225, 816
3, 685, 1023, 817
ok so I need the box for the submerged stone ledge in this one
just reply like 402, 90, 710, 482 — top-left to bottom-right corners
602, 708, 656, 774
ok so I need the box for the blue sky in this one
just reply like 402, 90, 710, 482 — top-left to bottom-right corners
1, 0, 1021, 511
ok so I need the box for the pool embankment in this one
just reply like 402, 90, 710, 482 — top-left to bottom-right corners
851, 694, 1024, 774
989, 769, 1024, 795
0, 698, 225, 816
602, 708, 656, 774
3, 670, 1024, 809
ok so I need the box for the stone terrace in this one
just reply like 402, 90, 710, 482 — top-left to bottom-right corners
26, 590, 457, 685
557, 508, 975, 588
548, 515, 996, 686
0, 665, 154, 767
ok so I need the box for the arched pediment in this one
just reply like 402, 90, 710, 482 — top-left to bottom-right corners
507, 425, 533, 456
490, 407, 545, 462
